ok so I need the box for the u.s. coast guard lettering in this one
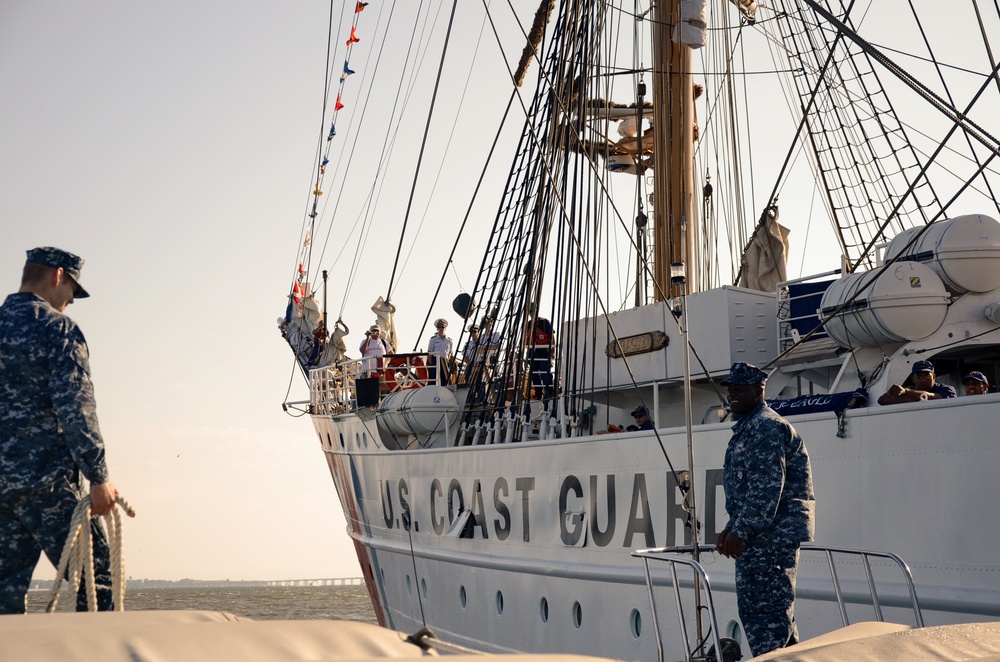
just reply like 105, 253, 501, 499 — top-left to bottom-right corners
379, 470, 726, 547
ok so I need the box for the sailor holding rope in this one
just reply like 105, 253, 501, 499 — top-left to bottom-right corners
0, 248, 120, 613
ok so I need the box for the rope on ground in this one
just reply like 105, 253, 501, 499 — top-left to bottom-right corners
46, 494, 136, 613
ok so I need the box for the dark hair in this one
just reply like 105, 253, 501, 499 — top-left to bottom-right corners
21, 263, 53, 287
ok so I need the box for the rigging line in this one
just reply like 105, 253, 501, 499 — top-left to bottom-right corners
480, 9, 692, 496
907, 0, 1000, 209
976, 1, 1000, 99
872, 42, 999, 81
384, 0, 460, 303
316, 0, 417, 279
410, 90, 519, 352
398, 7, 493, 280
291, 0, 341, 289
733, 0, 860, 286
483, 0, 727, 398
312, 0, 398, 311
805, 0, 1000, 158
907, 324, 1000, 355
848, 56, 1000, 273
316, 0, 419, 314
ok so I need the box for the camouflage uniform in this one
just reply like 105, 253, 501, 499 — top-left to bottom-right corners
723, 401, 815, 656
0, 264, 114, 612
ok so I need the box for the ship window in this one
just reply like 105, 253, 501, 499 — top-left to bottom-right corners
421, 577, 428, 599
405, 574, 412, 595
496, 590, 504, 615
339, 433, 345, 448
539, 597, 549, 623
355, 432, 361, 447
572, 601, 582, 629
460, 585, 467, 609
325, 433, 332, 448
725, 619, 743, 648
630, 608, 642, 638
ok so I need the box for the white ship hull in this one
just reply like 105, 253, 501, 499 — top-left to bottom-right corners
312, 392, 1000, 659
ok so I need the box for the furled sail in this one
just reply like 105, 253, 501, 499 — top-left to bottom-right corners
739, 206, 789, 292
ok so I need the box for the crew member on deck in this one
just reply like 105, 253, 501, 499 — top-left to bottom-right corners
463, 320, 500, 384
877, 360, 956, 405
427, 318, 453, 386
630, 406, 654, 431
962, 371, 990, 396
0, 247, 120, 613
359, 325, 393, 374
525, 314, 555, 401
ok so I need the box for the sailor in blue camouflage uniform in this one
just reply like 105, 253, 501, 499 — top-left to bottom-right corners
0, 247, 120, 613
715, 362, 815, 657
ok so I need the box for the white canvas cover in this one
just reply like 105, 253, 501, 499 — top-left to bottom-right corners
0, 611, 625, 662
739, 207, 790, 292
674, 0, 707, 48
372, 296, 399, 350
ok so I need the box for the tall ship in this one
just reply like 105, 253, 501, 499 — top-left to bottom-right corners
279, 1, 1000, 658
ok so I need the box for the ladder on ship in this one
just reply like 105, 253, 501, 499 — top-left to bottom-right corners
631, 544, 925, 662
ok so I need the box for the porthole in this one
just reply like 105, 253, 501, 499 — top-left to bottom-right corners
421, 577, 428, 599
572, 601, 582, 629
355, 432, 361, 447
539, 596, 549, 623
362, 433, 368, 448
325, 433, 332, 448
406, 575, 412, 595
339, 433, 345, 448
725, 619, 743, 647
496, 590, 504, 615
630, 608, 642, 638
460, 585, 467, 609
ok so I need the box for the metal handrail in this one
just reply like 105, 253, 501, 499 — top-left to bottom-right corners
633, 543, 925, 662
631, 546, 726, 662
800, 544, 925, 628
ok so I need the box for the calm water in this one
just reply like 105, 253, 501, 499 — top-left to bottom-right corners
27, 584, 378, 623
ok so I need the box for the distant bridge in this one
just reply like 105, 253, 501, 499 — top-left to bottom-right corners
265, 577, 364, 587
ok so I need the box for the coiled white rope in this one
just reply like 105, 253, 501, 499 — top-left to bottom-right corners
46, 495, 136, 613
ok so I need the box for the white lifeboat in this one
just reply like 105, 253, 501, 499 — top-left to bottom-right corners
376, 386, 459, 437
820, 262, 950, 347
884, 214, 1000, 295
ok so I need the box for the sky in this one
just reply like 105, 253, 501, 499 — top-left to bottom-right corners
0, 0, 542, 584
3, 1, 995, 583
1, 2, 362, 581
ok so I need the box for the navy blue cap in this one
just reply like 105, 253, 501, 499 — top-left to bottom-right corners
720, 362, 768, 386
26, 247, 89, 298
631, 406, 649, 417
963, 371, 988, 385
911, 360, 935, 374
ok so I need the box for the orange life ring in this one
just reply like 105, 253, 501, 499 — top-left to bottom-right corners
382, 356, 429, 391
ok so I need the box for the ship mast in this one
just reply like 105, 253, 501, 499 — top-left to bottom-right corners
651, 0, 697, 300
652, 0, 706, 650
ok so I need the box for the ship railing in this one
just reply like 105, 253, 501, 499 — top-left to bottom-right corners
310, 354, 448, 416
633, 544, 925, 662
631, 546, 727, 662
775, 270, 840, 352
799, 544, 925, 628
309, 362, 364, 415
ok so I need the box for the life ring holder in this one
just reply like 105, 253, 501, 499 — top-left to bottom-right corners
383, 355, 429, 392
